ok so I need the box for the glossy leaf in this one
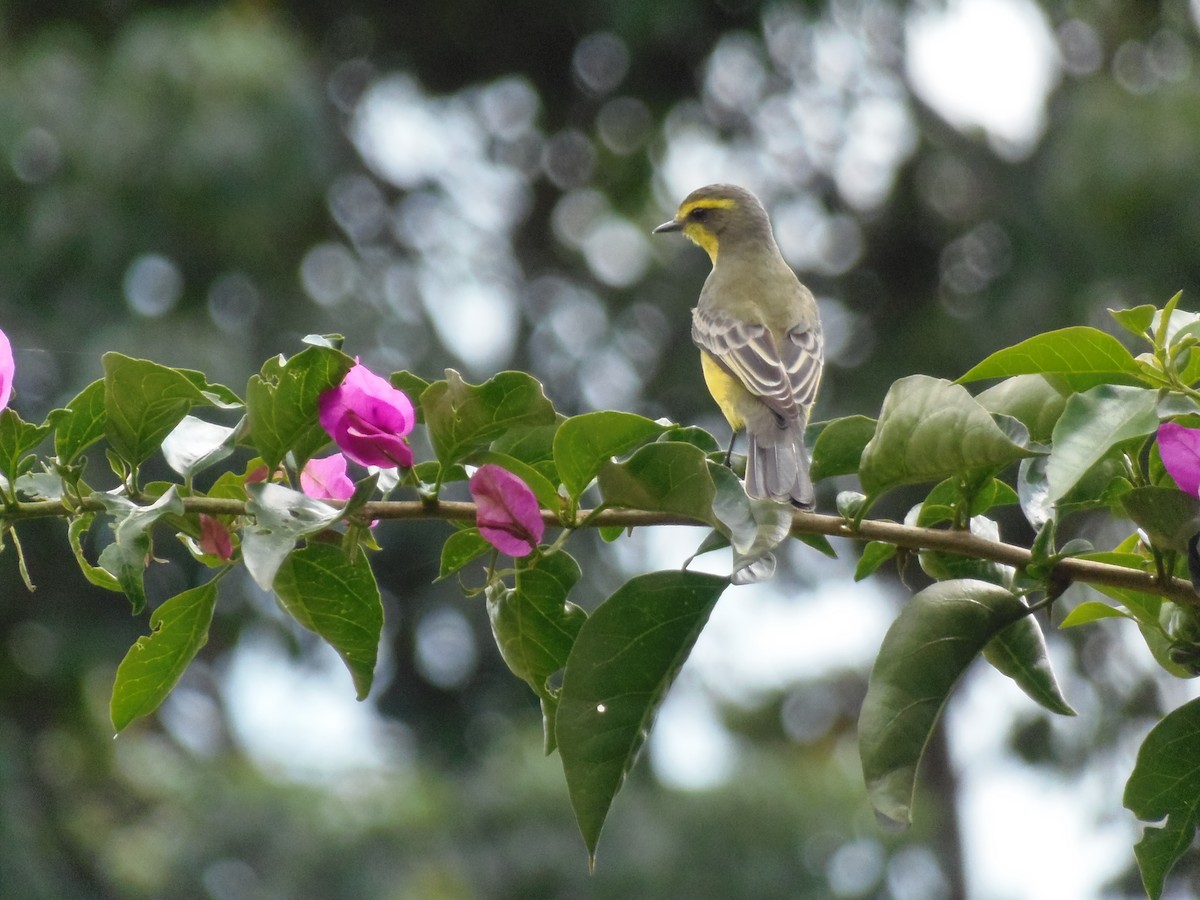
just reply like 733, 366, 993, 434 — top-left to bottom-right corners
489, 552, 586, 752
1059, 600, 1131, 628
983, 614, 1076, 716
859, 376, 1036, 497
49, 378, 106, 464
93, 487, 186, 614
422, 369, 557, 467
1045, 385, 1159, 508
160, 415, 242, 481
662, 425, 722, 454
707, 462, 791, 584
859, 579, 1028, 825
557, 570, 729, 863
915, 513, 1011, 586
553, 411, 665, 499
1110, 304, 1157, 338
975, 374, 1067, 444
110, 581, 218, 731
273, 542, 383, 700
597, 441, 715, 521
438, 528, 492, 580
809, 414, 878, 481
67, 513, 121, 593
103, 353, 211, 467
855, 541, 897, 581
242, 482, 342, 591
1121, 486, 1200, 553
957, 326, 1142, 384
1124, 697, 1200, 899
244, 345, 354, 470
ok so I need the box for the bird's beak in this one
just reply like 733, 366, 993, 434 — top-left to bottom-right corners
653, 218, 683, 234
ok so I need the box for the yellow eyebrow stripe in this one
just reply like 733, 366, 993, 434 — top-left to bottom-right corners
679, 197, 737, 216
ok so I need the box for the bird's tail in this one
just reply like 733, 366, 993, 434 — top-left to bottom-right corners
745, 416, 814, 509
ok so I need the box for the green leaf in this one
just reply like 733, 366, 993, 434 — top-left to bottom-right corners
794, 531, 838, 558
957, 326, 1142, 386
160, 414, 243, 482
859, 579, 1028, 825
707, 462, 792, 584
557, 570, 729, 864
1110, 304, 1157, 339
272, 542, 383, 700
176, 369, 243, 408
110, 581, 218, 732
423, 369, 557, 467
491, 421, 563, 480
597, 441, 715, 521
68, 513, 121, 593
1155, 296, 1195, 348
242, 483, 343, 591
975, 375, 1068, 444
855, 541, 897, 581
983, 614, 1076, 716
438, 527, 492, 580
809, 415, 877, 481
488, 552, 586, 752
244, 345, 354, 470
1059, 600, 1131, 627
389, 370, 430, 422
661, 425, 722, 454
859, 376, 1036, 497
1124, 697, 1200, 899
1045, 385, 1160, 508
836, 490, 868, 519
554, 411, 666, 499
93, 487, 187, 614
103, 353, 211, 467
1121, 486, 1200, 553
1089, 583, 1162, 627
0, 409, 51, 483
915, 513, 1011, 585
49, 378, 107, 465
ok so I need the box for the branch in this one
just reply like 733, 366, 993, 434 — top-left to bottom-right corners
9, 495, 1194, 606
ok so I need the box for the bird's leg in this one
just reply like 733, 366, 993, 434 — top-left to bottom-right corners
724, 430, 737, 468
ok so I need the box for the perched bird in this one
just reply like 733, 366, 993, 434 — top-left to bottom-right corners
654, 183, 823, 508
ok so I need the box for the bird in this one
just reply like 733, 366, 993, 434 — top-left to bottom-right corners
653, 183, 823, 508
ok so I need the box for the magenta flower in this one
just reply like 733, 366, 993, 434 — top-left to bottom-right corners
300, 453, 355, 501
0, 328, 13, 411
1159, 422, 1200, 496
469, 464, 545, 557
318, 363, 415, 468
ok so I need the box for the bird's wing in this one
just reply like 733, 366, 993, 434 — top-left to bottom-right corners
692, 307, 823, 421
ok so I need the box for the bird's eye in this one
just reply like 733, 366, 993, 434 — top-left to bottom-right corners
689, 207, 710, 222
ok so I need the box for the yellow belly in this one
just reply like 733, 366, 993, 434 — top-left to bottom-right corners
701, 352, 745, 430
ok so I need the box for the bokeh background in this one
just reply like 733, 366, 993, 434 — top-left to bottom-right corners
4, 1, 1200, 897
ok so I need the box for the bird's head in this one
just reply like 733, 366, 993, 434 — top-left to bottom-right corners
652, 183, 772, 264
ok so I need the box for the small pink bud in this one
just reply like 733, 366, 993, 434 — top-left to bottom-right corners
469, 464, 544, 557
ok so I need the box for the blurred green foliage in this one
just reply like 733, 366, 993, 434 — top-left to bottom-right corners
5, 0, 1200, 896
